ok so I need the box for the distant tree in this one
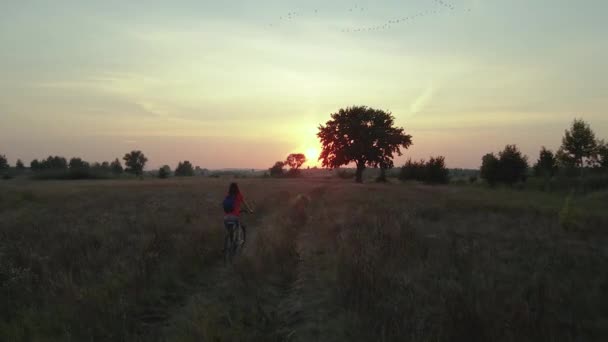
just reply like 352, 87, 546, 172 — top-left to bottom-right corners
175, 161, 194, 177
158, 165, 171, 179
399, 159, 426, 182
0, 154, 8, 170
534, 147, 558, 178
269, 161, 285, 177
110, 158, 123, 175
558, 119, 597, 169
30, 159, 41, 171
425, 156, 449, 184
480, 153, 500, 186
123, 151, 148, 176
16, 159, 25, 171
399, 156, 449, 184
317, 106, 413, 183
40, 156, 68, 170
69, 157, 90, 170
497, 145, 528, 185
285, 153, 306, 177
596, 140, 608, 169
286, 153, 306, 170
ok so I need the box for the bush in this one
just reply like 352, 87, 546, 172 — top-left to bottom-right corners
399, 156, 450, 184
481, 145, 528, 186
269, 161, 285, 178
399, 159, 426, 181
426, 156, 449, 184
158, 165, 172, 179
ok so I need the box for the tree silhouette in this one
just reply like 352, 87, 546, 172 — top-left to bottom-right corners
497, 145, 529, 185
69, 157, 90, 170
480, 153, 500, 186
558, 119, 597, 169
597, 140, 608, 168
16, 159, 25, 171
0, 154, 8, 170
110, 158, 123, 175
286, 153, 306, 170
175, 161, 194, 177
39, 156, 68, 170
426, 156, 449, 184
30, 159, 41, 171
123, 151, 148, 176
534, 147, 558, 178
269, 161, 285, 177
317, 106, 412, 183
158, 165, 171, 179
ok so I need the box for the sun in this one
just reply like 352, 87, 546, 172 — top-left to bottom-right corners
305, 147, 320, 165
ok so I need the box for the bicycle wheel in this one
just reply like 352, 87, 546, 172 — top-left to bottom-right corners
224, 223, 237, 263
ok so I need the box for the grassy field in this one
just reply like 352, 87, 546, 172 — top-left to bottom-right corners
1, 178, 607, 341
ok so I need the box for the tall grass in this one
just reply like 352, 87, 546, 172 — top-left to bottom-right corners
1, 178, 607, 341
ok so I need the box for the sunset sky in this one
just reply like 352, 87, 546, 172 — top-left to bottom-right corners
1, 0, 607, 169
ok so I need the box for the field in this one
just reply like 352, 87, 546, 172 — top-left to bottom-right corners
1, 178, 607, 341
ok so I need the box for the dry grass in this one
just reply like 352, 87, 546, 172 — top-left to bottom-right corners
1, 178, 607, 341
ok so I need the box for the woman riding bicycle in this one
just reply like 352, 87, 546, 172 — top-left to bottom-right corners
223, 182, 253, 243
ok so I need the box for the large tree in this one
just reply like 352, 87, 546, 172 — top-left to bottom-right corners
123, 151, 148, 176
317, 106, 412, 183
558, 119, 597, 169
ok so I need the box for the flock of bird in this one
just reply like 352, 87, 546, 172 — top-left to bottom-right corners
266, 0, 471, 33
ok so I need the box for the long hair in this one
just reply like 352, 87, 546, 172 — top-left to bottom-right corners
228, 182, 240, 196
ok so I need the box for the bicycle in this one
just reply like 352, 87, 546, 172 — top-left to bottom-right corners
223, 210, 251, 263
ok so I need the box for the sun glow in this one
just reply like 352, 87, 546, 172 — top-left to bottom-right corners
305, 147, 320, 166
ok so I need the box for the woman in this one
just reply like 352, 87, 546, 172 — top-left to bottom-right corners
223, 182, 253, 242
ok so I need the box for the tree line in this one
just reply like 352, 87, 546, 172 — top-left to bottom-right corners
480, 119, 608, 187
0, 149, 211, 180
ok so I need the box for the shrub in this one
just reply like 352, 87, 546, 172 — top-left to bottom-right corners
158, 165, 171, 179
481, 145, 528, 186
399, 157, 449, 184
425, 156, 449, 184
399, 159, 426, 181
269, 161, 285, 178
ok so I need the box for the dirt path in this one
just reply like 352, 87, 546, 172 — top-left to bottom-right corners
157, 186, 346, 341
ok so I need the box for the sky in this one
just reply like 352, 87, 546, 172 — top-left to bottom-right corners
1, 0, 607, 169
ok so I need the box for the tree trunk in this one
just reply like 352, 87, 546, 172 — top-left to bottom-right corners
377, 167, 387, 183
355, 163, 365, 183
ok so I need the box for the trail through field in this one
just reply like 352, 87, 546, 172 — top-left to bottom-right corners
162, 185, 345, 341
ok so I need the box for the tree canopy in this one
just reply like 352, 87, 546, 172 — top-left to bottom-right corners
175, 161, 194, 177
558, 119, 597, 168
534, 147, 558, 178
317, 106, 412, 182
285, 153, 306, 170
123, 151, 148, 176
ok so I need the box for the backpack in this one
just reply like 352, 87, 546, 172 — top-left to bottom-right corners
223, 195, 236, 214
